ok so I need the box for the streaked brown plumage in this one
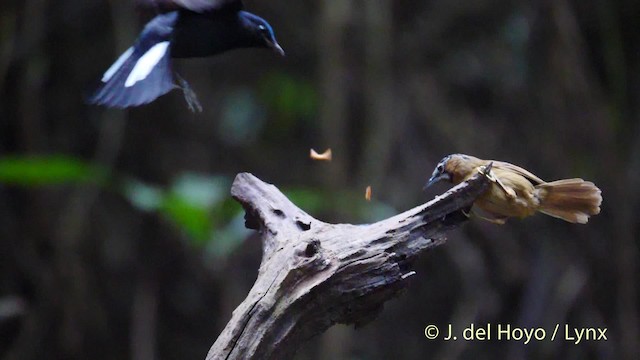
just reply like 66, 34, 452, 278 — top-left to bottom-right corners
426, 154, 602, 224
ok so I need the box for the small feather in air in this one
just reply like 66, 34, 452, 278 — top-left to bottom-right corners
365, 186, 372, 201
310, 148, 332, 161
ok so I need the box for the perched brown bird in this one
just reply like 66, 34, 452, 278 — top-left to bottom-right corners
425, 154, 602, 224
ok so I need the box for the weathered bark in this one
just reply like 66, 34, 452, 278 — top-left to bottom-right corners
206, 170, 491, 360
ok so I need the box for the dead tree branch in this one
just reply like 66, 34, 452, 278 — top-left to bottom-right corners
206, 171, 490, 360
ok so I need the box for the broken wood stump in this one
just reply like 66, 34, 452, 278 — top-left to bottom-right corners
206, 171, 490, 359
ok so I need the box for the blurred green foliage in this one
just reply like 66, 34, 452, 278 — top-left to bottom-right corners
218, 88, 266, 146
0, 155, 245, 255
0, 155, 391, 259
259, 71, 318, 128
123, 174, 251, 258
0, 155, 108, 186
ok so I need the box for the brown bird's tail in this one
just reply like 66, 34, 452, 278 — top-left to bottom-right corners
535, 179, 602, 224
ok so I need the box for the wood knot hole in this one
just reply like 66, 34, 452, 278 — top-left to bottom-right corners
296, 220, 311, 231
243, 207, 260, 230
304, 240, 320, 257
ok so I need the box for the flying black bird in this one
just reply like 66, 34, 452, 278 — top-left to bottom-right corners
89, 0, 284, 110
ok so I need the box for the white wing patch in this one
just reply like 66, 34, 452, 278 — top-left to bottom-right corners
125, 41, 170, 88
102, 47, 134, 82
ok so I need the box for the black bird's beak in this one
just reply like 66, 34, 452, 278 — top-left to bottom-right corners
271, 42, 285, 56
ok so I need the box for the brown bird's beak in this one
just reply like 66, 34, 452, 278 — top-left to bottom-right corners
424, 173, 448, 190
424, 177, 436, 190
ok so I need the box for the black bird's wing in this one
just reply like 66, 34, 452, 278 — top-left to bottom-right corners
136, 0, 243, 13
89, 12, 179, 108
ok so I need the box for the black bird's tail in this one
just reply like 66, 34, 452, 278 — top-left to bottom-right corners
88, 12, 179, 108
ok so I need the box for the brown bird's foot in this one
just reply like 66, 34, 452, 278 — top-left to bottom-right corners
477, 166, 496, 181
460, 208, 507, 224
479, 162, 493, 175
175, 73, 203, 113
477, 214, 508, 225
477, 167, 517, 199
501, 184, 517, 199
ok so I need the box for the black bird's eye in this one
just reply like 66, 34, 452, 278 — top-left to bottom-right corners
437, 164, 444, 173
257, 24, 272, 39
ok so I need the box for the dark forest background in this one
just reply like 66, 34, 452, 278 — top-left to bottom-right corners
1, 0, 639, 359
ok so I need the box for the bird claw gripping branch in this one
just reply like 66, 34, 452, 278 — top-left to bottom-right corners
477, 163, 517, 200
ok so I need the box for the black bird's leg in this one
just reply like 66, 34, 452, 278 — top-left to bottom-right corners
175, 73, 203, 112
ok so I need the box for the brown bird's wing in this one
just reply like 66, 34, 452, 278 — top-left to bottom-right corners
475, 168, 540, 219
136, 0, 243, 13
491, 161, 545, 185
